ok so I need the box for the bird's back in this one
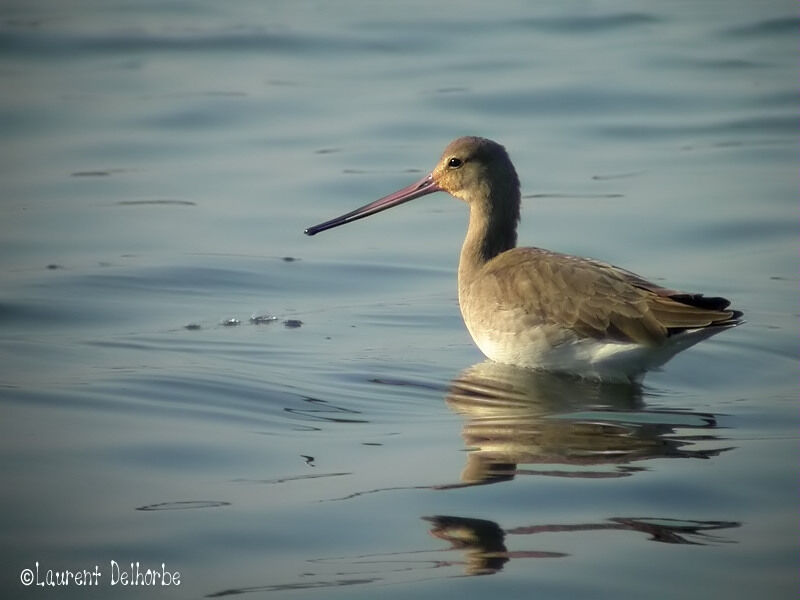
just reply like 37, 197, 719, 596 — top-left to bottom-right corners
457, 247, 741, 381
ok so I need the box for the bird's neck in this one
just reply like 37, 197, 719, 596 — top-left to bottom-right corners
458, 185, 520, 289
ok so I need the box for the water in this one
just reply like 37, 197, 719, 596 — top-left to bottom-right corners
0, 1, 796, 598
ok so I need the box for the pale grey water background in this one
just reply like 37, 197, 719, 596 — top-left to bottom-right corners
0, 1, 797, 598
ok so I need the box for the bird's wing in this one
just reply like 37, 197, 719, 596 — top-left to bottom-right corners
473, 248, 737, 345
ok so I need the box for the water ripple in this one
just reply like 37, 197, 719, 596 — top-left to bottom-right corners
435, 86, 690, 117
0, 26, 441, 57
594, 114, 798, 140
722, 16, 799, 37
520, 12, 661, 33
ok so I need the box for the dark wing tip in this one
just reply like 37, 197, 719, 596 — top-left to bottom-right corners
670, 294, 732, 312
663, 293, 744, 333
672, 294, 744, 322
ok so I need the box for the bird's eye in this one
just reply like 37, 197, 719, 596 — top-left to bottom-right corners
447, 157, 463, 169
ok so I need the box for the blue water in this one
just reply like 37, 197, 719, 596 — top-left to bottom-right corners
0, 1, 797, 598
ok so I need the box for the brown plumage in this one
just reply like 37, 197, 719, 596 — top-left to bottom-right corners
468, 247, 740, 345
306, 136, 742, 381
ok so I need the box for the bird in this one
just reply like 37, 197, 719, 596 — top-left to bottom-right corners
305, 136, 742, 382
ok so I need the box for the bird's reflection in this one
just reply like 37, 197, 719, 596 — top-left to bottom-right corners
220, 364, 740, 593
440, 361, 729, 488
423, 514, 739, 576
423, 515, 566, 575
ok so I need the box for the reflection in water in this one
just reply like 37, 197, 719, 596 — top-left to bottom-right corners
424, 514, 740, 576
440, 361, 731, 487
323, 361, 731, 500
210, 365, 741, 593
208, 512, 740, 594
426, 516, 510, 575
424, 515, 566, 575
284, 396, 369, 424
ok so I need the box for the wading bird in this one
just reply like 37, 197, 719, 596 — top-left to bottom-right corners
305, 137, 741, 382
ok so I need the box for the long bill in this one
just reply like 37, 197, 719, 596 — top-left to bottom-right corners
304, 173, 441, 236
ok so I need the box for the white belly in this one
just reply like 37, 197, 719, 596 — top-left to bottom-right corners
467, 323, 718, 383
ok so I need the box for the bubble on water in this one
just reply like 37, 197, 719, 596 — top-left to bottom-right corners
250, 314, 278, 324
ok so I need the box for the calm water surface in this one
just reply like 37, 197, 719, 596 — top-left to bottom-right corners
0, 1, 797, 598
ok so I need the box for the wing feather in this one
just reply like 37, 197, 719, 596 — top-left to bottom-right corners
469, 247, 739, 346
